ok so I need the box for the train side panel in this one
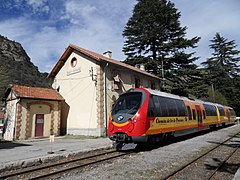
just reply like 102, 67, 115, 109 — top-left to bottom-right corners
108, 88, 236, 149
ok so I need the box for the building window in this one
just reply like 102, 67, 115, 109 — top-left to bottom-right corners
70, 57, 77, 67
112, 71, 121, 90
135, 77, 140, 88
150, 81, 156, 89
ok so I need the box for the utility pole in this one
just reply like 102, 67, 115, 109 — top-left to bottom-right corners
161, 56, 164, 89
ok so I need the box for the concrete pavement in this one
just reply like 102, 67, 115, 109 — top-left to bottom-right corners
0, 136, 112, 171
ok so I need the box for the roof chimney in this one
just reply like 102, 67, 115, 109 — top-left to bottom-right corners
135, 64, 145, 71
103, 51, 112, 58
140, 64, 145, 71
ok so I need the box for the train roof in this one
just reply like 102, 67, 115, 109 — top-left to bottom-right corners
139, 88, 227, 107
126, 88, 234, 111
145, 88, 187, 101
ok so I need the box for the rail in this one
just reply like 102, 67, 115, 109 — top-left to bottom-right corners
0, 149, 132, 179
164, 131, 240, 180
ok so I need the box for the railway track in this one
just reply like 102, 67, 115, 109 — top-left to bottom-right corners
164, 132, 240, 180
0, 148, 132, 179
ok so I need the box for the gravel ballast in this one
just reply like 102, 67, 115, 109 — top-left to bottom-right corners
63, 125, 240, 180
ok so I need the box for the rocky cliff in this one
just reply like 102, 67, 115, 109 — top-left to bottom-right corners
0, 35, 52, 97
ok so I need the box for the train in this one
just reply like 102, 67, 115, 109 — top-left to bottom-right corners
108, 88, 236, 150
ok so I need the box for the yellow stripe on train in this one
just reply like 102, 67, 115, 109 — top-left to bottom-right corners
112, 121, 129, 127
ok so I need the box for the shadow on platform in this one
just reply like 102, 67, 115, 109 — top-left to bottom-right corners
0, 141, 31, 149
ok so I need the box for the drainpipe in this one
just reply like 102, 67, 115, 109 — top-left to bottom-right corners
13, 98, 20, 140
103, 63, 109, 137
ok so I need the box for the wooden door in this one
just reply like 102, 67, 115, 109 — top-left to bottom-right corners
35, 114, 44, 137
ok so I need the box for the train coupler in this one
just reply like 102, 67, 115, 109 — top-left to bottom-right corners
112, 141, 137, 151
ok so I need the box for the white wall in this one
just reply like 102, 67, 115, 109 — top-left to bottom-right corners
55, 51, 98, 136
3, 99, 18, 141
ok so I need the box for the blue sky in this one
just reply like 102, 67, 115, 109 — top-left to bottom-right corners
0, 0, 240, 72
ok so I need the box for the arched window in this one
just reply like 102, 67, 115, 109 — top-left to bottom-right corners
70, 57, 77, 67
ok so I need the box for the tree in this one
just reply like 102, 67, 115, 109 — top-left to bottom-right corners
202, 33, 240, 80
122, 0, 200, 94
201, 33, 240, 114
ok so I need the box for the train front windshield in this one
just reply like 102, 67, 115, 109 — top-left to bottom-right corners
112, 92, 142, 115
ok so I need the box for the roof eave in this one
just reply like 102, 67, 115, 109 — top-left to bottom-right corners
48, 44, 160, 80
18, 97, 64, 101
47, 46, 73, 78
99, 58, 161, 80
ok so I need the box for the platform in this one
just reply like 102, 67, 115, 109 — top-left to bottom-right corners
0, 136, 112, 171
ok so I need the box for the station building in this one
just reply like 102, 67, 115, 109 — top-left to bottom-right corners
2, 85, 64, 140
48, 44, 161, 137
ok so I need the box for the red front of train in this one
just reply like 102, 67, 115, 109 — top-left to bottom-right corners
108, 88, 150, 144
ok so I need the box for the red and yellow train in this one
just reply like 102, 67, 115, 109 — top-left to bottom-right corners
108, 88, 236, 150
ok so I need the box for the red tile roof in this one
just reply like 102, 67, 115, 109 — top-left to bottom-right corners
48, 44, 161, 80
9, 85, 64, 101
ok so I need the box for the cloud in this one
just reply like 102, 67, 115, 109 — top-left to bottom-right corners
172, 0, 240, 64
25, 0, 50, 14
61, 1, 97, 25
3, 0, 239, 73
0, 17, 64, 72
0, 0, 136, 72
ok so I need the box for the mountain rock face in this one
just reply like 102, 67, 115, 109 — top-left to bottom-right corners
0, 35, 53, 97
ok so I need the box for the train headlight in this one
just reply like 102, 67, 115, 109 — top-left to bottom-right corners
128, 118, 137, 123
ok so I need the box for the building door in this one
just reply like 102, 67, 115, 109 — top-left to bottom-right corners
35, 114, 44, 137
195, 105, 203, 130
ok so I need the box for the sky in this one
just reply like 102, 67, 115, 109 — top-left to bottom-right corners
0, 0, 240, 73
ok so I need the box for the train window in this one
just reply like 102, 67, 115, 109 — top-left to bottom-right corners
187, 106, 192, 120
202, 110, 206, 119
153, 96, 162, 116
217, 106, 224, 116
166, 98, 178, 117
148, 96, 155, 117
150, 81, 156, 90
203, 104, 217, 116
112, 92, 142, 115
158, 96, 169, 117
192, 109, 196, 120
203, 104, 210, 116
175, 99, 187, 116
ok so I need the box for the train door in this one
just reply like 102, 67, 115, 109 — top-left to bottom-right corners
195, 105, 203, 130
35, 114, 44, 137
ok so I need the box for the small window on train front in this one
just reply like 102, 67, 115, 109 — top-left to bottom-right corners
187, 106, 192, 120
192, 109, 196, 120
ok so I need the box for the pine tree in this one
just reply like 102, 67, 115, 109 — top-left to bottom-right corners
122, 0, 200, 94
201, 33, 240, 114
202, 33, 240, 80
